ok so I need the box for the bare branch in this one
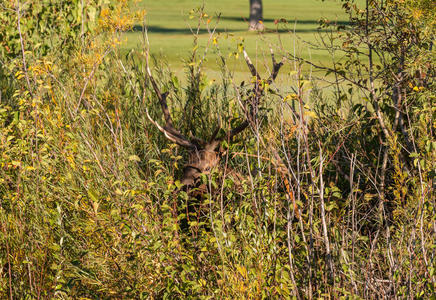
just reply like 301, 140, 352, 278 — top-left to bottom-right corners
16, 0, 33, 98
290, 55, 369, 91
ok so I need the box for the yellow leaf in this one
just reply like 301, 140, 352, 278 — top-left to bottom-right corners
304, 110, 317, 119
92, 201, 99, 215
284, 93, 298, 101
128, 155, 140, 162
198, 279, 206, 287
236, 265, 247, 279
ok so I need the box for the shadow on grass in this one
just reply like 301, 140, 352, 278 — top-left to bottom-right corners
131, 24, 343, 35
219, 16, 351, 26
131, 25, 239, 34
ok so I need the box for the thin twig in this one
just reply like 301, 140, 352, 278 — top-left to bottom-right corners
16, 0, 33, 98
319, 142, 335, 280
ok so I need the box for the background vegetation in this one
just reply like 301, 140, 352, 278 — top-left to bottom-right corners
0, 0, 434, 298
123, 0, 350, 74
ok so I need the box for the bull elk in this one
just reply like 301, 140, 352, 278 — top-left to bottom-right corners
144, 49, 284, 190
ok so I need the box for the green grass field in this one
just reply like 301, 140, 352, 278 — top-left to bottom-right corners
122, 0, 349, 80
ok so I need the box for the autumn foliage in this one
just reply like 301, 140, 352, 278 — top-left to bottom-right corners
0, 0, 434, 298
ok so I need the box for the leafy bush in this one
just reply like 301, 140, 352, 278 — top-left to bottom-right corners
0, 0, 434, 298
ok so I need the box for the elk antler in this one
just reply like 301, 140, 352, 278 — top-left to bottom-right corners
144, 60, 204, 150
219, 48, 285, 142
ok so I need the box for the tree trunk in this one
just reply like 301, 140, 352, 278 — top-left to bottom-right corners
249, 0, 264, 31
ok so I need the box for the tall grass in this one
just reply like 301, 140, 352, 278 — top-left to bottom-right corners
0, 0, 434, 298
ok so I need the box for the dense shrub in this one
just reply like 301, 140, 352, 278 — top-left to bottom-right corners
0, 0, 434, 298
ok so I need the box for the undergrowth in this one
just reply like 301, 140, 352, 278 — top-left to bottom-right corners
0, 0, 434, 298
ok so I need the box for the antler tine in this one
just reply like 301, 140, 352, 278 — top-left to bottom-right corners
270, 47, 276, 64
209, 115, 221, 143
147, 70, 174, 127
227, 120, 249, 139
267, 47, 285, 84
243, 50, 261, 80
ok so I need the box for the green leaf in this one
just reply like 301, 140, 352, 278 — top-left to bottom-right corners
87, 189, 99, 202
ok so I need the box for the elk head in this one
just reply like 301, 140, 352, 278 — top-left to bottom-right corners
144, 49, 284, 188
